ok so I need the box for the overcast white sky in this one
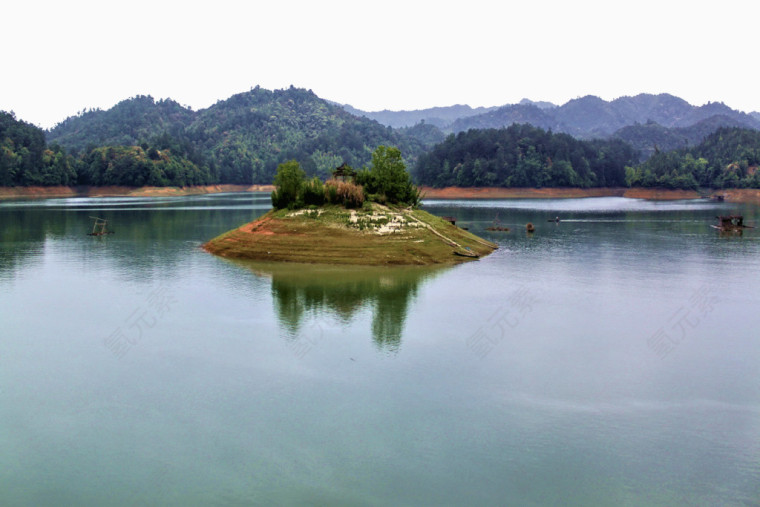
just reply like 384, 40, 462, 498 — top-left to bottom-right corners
2, 0, 758, 129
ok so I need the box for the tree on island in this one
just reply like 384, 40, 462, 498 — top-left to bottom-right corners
356, 145, 421, 206
271, 160, 306, 209
270, 146, 420, 210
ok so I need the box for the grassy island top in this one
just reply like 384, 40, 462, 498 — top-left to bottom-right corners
204, 146, 496, 265
203, 203, 497, 266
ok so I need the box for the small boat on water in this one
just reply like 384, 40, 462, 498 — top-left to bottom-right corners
711, 215, 753, 232
454, 247, 479, 258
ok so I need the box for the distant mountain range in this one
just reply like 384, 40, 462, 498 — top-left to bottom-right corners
337, 103, 499, 129
344, 93, 760, 154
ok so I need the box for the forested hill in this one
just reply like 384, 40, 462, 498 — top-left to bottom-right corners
626, 127, 760, 189
2, 111, 76, 186
1, 111, 209, 187
414, 124, 760, 190
48, 96, 195, 153
48, 87, 431, 184
414, 124, 639, 188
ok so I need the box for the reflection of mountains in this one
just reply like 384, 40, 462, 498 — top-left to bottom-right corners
237, 261, 445, 352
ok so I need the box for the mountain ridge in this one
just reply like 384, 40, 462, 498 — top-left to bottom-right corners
47, 87, 432, 184
344, 93, 760, 139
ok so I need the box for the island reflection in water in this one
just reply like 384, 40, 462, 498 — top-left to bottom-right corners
230, 260, 446, 351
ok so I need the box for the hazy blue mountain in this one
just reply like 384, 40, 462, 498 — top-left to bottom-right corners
449, 103, 557, 132
672, 101, 755, 128
339, 103, 498, 129
553, 95, 628, 137
449, 93, 760, 138
613, 114, 760, 160
609, 93, 694, 126
518, 98, 557, 110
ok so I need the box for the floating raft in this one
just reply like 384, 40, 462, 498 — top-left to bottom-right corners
88, 216, 114, 236
486, 213, 509, 231
711, 215, 753, 232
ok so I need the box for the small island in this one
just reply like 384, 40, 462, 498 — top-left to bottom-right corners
204, 147, 497, 265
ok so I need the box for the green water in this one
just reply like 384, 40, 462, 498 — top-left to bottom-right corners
1, 193, 759, 505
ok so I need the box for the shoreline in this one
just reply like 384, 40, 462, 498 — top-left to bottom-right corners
420, 186, 760, 204
2, 184, 760, 204
0, 184, 275, 200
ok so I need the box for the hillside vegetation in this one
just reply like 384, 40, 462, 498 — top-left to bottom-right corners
414, 124, 760, 190
2, 111, 76, 186
414, 124, 638, 188
48, 87, 431, 185
626, 127, 760, 189
2, 110, 212, 187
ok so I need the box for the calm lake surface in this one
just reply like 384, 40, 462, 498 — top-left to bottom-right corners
1, 193, 759, 506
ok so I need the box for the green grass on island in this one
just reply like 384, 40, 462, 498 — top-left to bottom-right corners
203, 203, 498, 266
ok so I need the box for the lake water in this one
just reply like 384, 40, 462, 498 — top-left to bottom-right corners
1, 193, 759, 506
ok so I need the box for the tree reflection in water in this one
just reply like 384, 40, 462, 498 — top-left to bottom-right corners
233, 261, 446, 352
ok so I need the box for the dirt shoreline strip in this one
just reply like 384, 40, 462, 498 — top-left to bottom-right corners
2, 185, 760, 204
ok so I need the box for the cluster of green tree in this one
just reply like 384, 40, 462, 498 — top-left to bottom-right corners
271, 146, 420, 210
2, 110, 211, 187
48, 88, 433, 185
1, 111, 77, 186
355, 146, 420, 205
78, 145, 213, 187
414, 124, 639, 188
625, 127, 760, 189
